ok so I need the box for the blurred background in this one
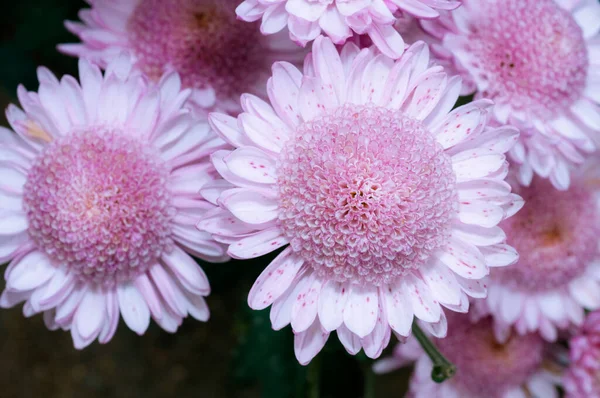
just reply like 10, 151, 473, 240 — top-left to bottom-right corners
0, 1, 411, 396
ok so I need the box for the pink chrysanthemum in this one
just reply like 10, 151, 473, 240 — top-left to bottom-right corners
374, 314, 561, 398
198, 36, 522, 364
58, 0, 305, 114
565, 311, 600, 398
418, 0, 600, 190
0, 55, 229, 348
235, 0, 462, 59
473, 165, 600, 342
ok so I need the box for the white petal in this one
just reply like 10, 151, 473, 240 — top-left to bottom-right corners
480, 244, 519, 268
420, 262, 462, 306
228, 227, 288, 259
383, 282, 414, 337
405, 273, 441, 323
458, 201, 505, 228
298, 76, 339, 120
569, 277, 600, 309
99, 290, 119, 344
311, 35, 346, 102
343, 284, 379, 338
318, 281, 349, 332
433, 100, 492, 149
117, 283, 151, 335
294, 320, 329, 365
452, 150, 506, 182
337, 324, 362, 355
436, 237, 487, 279
361, 295, 391, 359
403, 69, 447, 121
0, 210, 28, 235
224, 146, 277, 185
7, 251, 55, 292
456, 275, 488, 299
452, 224, 506, 247
248, 248, 304, 310
161, 246, 210, 296
208, 112, 251, 148
500, 290, 523, 324
267, 62, 303, 128
239, 112, 287, 154
219, 188, 278, 224
291, 273, 322, 332
75, 290, 106, 339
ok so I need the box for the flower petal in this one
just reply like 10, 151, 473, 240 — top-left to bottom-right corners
248, 248, 305, 310
343, 284, 379, 338
117, 283, 151, 335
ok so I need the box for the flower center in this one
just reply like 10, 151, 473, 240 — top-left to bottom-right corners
436, 316, 545, 397
276, 105, 457, 286
466, 0, 588, 118
495, 178, 599, 291
23, 130, 175, 287
127, 0, 263, 100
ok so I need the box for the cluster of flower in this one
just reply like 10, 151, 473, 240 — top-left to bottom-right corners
0, 0, 599, 396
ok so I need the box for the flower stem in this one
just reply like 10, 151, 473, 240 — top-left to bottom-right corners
412, 322, 456, 383
363, 364, 375, 398
307, 356, 321, 398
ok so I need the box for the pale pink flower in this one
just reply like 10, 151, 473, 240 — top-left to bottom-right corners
58, 0, 305, 114
0, 55, 229, 348
565, 311, 600, 398
418, 0, 600, 190
474, 163, 600, 342
235, 0, 462, 59
199, 36, 522, 364
374, 314, 561, 398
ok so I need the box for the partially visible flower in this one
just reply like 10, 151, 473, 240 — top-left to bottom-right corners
565, 311, 600, 398
59, 0, 305, 114
0, 55, 229, 348
199, 35, 522, 365
235, 0, 462, 59
418, 0, 600, 189
374, 314, 561, 398
474, 164, 600, 342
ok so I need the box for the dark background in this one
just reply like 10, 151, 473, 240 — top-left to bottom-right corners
0, 1, 411, 397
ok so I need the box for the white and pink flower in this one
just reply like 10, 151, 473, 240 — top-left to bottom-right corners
59, 0, 305, 114
0, 55, 229, 348
418, 0, 600, 189
474, 163, 600, 342
235, 0, 462, 59
565, 310, 600, 398
199, 35, 522, 364
374, 314, 561, 398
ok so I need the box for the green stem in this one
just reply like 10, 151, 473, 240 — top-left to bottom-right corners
412, 322, 456, 383
307, 356, 321, 398
363, 365, 375, 398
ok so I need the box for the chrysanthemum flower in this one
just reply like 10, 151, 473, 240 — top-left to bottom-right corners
565, 311, 600, 398
58, 0, 305, 114
418, 0, 600, 190
235, 0, 462, 59
474, 166, 600, 342
374, 314, 561, 398
0, 55, 229, 348
198, 35, 522, 364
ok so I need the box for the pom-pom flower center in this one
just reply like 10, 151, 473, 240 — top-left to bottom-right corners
495, 178, 599, 291
435, 316, 545, 396
277, 105, 457, 286
127, 0, 263, 97
467, 0, 588, 118
23, 129, 175, 287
